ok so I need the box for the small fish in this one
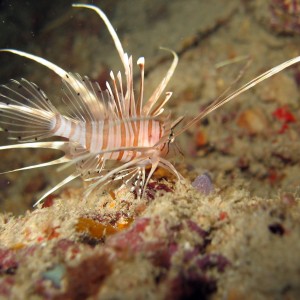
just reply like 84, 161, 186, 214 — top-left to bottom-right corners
0, 4, 299, 206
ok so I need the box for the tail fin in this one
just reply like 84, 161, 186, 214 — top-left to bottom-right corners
0, 78, 58, 141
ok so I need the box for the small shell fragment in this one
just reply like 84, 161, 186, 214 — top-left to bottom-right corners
236, 108, 268, 134
192, 173, 214, 195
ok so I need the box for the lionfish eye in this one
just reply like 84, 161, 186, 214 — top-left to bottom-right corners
169, 131, 175, 143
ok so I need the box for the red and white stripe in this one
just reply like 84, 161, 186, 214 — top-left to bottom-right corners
52, 115, 164, 162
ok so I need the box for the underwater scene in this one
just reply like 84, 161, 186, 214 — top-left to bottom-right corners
0, 0, 299, 299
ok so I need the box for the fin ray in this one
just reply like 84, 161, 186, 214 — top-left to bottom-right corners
0, 156, 70, 175
174, 55, 300, 137
0, 141, 70, 151
33, 173, 80, 207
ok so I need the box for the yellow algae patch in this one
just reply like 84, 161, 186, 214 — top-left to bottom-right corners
76, 218, 118, 239
76, 216, 134, 239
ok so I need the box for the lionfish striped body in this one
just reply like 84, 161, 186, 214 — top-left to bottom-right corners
0, 4, 300, 206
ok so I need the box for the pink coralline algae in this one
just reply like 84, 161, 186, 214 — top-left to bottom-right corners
0, 249, 18, 275
0, 214, 229, 299
167, 251, 229, 299
135, 181, 173, 200
270, 0, 300, 34
107, 218, 154, 253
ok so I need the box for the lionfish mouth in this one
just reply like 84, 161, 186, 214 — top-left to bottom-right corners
0, 4, 299, 206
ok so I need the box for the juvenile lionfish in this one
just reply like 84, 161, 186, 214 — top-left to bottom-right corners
0, 4, 299, 206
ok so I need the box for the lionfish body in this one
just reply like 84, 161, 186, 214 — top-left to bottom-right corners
0, 4, 300, 206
